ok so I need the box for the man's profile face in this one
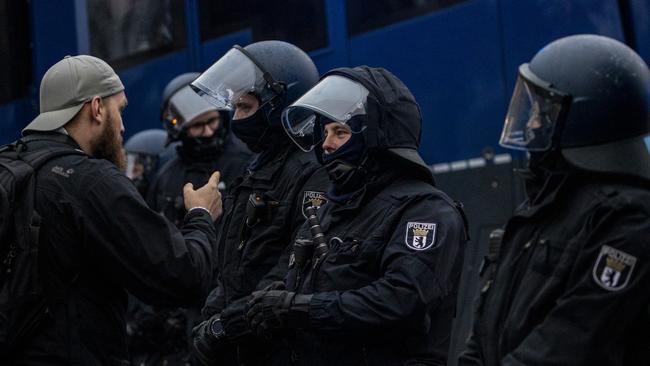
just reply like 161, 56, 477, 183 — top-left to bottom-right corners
185, 110, 221, 138
233, 93, 260, 120
93, 92, 128, 171
322, 121, 352, 155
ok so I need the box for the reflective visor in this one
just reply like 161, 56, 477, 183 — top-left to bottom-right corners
166, 86, 217, 129
125, 152, 155, 180
281, 75, 369, 151
500, 64, 572, 151
190, 47, 275, 110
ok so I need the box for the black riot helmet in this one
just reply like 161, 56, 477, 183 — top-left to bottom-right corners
192, 41, 319, 125
161, 72, 200, 121
282, 66, 434, 183
164, 85, 229, 138
159, 72, 231, 163
124, 129, 176, 196
161, 73, 230, 143
500, 34, 650, 180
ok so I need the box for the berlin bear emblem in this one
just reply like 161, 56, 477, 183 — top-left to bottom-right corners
302, 191, 327, 218
405, 222, 437, 251
592, 245, 637, 291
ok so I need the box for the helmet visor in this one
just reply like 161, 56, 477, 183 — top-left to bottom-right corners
500, 64, 571, 151
126, 152, 156, 181
282, 75, 369, 151
166, 86, 218, 129
190, 47, 276, 110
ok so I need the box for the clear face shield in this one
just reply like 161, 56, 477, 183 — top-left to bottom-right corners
281, 75, 370, 152
190, 45, 283, 111
162, 86, 220, 136
500, 64, 572, 151
125, 152, 157, 182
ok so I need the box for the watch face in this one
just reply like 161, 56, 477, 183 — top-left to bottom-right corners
211, 318, 224, 338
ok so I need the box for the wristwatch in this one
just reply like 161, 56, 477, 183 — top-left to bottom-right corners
210, 317, 226, 339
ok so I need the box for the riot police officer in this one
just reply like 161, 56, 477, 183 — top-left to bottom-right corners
147, 73, 251, 227
190, 41, 329, 365
239, 66, 468, 365
127, 75, 250, 365
458, 34, 650, 365
124, 128, 175, 197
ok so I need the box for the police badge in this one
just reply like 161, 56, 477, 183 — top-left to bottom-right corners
405, 222, 437, 251
302, 191, 327, 218
592, 245, 637, 291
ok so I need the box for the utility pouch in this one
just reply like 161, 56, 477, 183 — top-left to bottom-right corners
245, 192, 281, 227
479, 228, 504, 278
245, 192, 268, 227
293, 238, 314, 270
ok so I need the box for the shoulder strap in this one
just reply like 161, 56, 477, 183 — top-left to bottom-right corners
14, 139, 86, 172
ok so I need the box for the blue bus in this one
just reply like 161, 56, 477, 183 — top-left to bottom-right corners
2, 0, 648, 161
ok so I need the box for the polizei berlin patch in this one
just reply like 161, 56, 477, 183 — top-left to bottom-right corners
592, 245, 637, 291
302, 191, 327, 218
405, 222, 437, 251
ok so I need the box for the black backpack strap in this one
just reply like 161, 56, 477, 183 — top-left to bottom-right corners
1, 135, 86, 170
17, 144, 86, 172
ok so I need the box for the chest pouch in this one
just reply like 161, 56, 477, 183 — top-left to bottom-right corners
245, 192, 279, 227
479, 228, 505, 279
293, 238, 314, 270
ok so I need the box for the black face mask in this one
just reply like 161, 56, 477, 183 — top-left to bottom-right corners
321, 131, 368, 193
324, 158, 368, 193
231, 108, 270, 153
178, 135, 224, 162
522, 150, 573, 202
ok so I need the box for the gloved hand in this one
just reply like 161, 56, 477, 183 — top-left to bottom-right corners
192, 314, 228, 365
261, 280, 286, 291
245, 289, 312, 337
221, 296, 253, 340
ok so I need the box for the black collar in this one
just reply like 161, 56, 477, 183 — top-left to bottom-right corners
21, 131, 85, 152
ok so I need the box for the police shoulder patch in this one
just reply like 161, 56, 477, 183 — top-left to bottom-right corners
302, 191, 327, 218
592, 245, 637, 291
405, 222, 437, 251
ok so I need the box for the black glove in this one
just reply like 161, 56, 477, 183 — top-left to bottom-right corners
221, 296, 253, 340
262, 280, 286, 291
245, 290, 312, 337
192, 314, 234, 365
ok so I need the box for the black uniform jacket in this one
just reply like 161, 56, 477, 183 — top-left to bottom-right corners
147, 138, 251, 227
211, 145, 329, 312
459, 174, 650, 366
16, 133, 217, 366
286, 175, 467, 366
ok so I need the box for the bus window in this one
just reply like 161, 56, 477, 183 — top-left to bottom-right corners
347, 0, 468, 36
86, 0, 186, 69
198, 0, 327, 52
0, 0, 32, 104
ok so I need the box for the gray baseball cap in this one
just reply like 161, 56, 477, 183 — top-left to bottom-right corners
23, 55, 124, 134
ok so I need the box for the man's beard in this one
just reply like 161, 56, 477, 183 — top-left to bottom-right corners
93, 114, 127, 172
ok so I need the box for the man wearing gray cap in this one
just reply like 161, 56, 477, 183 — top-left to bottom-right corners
9, 55, 222, 365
